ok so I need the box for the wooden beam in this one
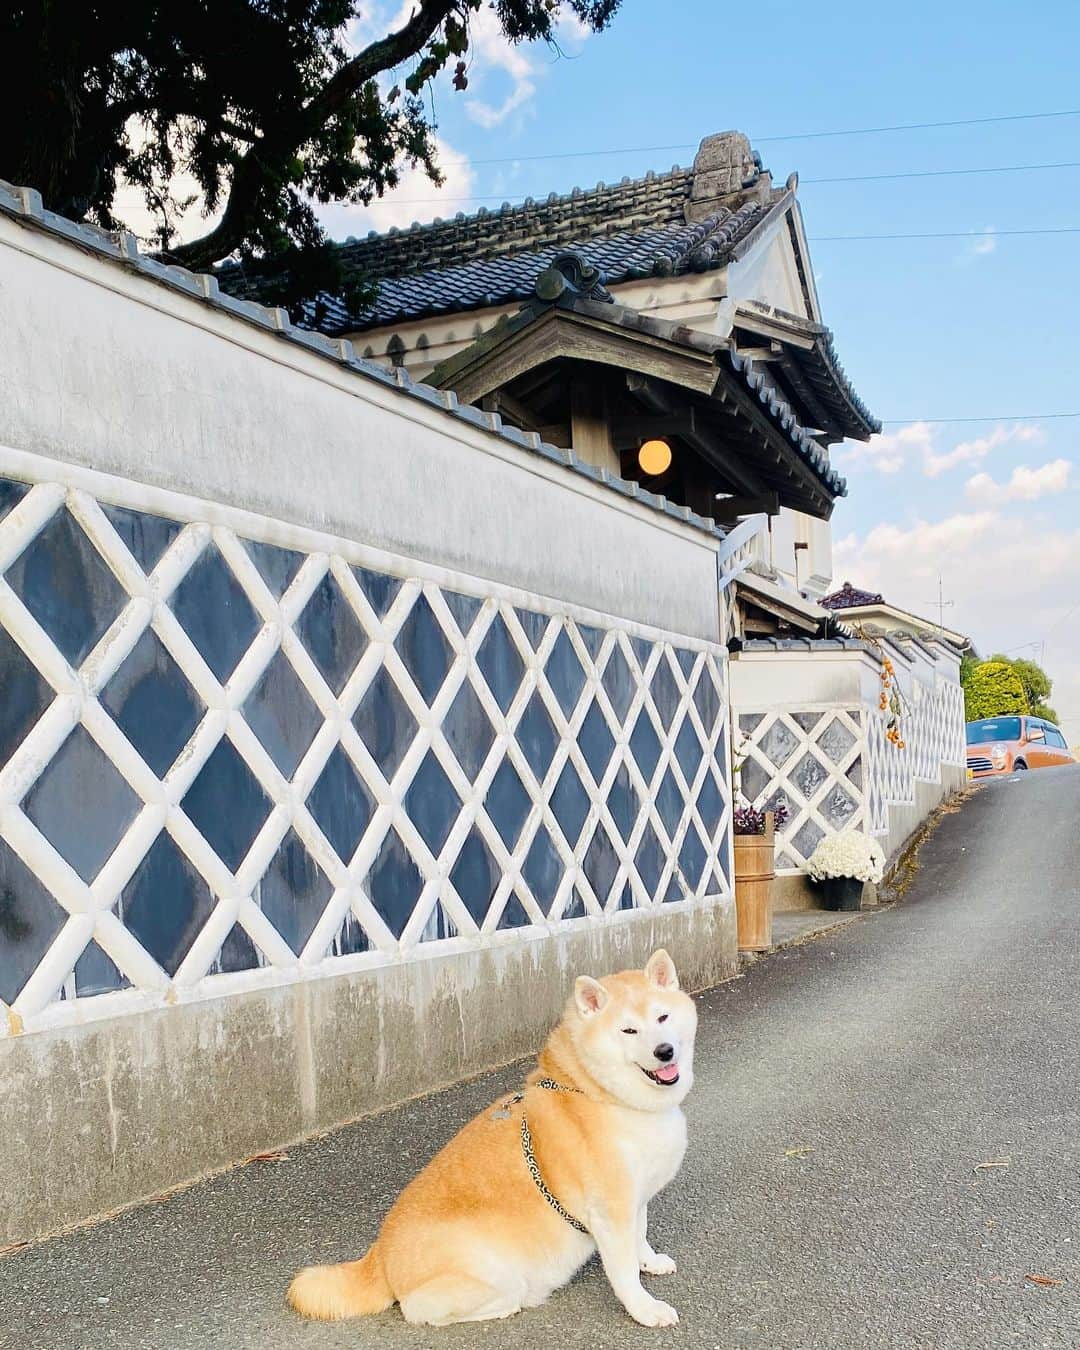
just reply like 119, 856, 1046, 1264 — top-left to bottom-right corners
713, 491, 781, 521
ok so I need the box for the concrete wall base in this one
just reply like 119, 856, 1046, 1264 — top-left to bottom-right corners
1, 896, 736, 1246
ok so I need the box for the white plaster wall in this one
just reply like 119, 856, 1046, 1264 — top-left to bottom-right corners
729, 650, 871, 708
724, 224, 809, 318
0, 216, 722, 643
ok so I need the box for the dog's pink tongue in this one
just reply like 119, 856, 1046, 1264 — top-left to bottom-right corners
654, 1062, 680, 1083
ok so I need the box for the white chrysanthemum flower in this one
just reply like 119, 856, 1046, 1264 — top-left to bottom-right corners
806, 830, 885, 884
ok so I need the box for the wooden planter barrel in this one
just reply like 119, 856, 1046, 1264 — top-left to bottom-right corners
733, 813, 775, 952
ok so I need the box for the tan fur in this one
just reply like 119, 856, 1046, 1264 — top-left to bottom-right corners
287, 949, 696, 1328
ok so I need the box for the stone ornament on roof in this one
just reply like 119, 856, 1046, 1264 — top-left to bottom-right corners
820, 581, 886, 610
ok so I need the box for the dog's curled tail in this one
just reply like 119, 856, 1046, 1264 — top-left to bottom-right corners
287, 1243, 393, 1320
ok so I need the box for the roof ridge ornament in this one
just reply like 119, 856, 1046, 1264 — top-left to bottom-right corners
534, 250, 612, 303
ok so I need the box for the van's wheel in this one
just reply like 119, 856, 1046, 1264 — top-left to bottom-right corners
1014, 760, 1028, 771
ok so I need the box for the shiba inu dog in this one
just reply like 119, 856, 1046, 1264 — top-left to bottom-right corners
288, 948, 696, 1328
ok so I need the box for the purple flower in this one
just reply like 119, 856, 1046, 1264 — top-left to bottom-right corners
733, 803, 787, 835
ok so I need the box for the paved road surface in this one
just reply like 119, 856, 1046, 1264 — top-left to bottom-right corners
2, 767, 1078, 1349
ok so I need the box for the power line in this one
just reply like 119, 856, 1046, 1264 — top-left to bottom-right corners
811, 227, 1080, 241
878, 412, 1080, 424
803, 160, 1080, 184
443, 108, 1080, 168
367, 160, 1080, 207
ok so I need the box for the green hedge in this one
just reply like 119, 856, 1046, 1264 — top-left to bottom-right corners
963, 661, 1028, 722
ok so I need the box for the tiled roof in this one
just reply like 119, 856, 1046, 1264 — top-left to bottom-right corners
0, 178, 730, 546
218, 152, 787, 336
820, 581, 885, 610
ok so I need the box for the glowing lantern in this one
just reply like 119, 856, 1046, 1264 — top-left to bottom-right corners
638, 438, 672, 476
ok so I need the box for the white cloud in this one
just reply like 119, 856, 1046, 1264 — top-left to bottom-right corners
834, 509, 1080, 744
965, 458, 1072, 506
463, 5, 538, 129
923, 422, 1042, 478
838, 421, 935, 475
316, 134, 476, 235
957, 225, 997, 263
839, 420, 1045, 480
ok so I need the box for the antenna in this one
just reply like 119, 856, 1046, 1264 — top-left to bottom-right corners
921, 575, 954, 636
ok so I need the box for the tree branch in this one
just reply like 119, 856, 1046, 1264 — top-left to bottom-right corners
164, 0, 459, 270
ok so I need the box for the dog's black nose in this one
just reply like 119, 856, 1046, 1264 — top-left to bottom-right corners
654, 1042, 674, 1062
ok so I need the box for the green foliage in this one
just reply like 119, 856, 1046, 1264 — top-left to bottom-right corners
0, 1, 624, 314
1030, 702, 1060, 725
963, 661, 1028, 722
988, 653, 1053, 710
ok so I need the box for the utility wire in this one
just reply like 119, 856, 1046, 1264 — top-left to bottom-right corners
443, 108, 1080, 168
379, 160, 1080, 207
811, 227, 1080, 241
877, 412, 1080, 424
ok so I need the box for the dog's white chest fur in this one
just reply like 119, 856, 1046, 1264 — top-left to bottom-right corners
615, 1105, 688, 1204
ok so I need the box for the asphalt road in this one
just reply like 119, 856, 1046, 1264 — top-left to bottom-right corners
3, 767, 1079, 1350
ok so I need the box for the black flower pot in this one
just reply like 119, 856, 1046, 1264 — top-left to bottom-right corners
820, 876, 864, 912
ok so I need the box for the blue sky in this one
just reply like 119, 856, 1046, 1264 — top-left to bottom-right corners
143, 0, 1080, 738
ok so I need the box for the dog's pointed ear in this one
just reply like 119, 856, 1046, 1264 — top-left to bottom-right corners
645, 949, 679, 990
574, 975, 609, 1018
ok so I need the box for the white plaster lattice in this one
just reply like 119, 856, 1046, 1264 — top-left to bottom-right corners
0, 451, 732, 1037
735, 706, 866, 871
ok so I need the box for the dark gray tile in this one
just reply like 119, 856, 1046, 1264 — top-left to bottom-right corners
257, 830, 333, 956
170, 544, 261, 684
181, 738, 272, 873
655, 767, 684, 841
738, 755, 769, 804
634, 820, 665, 900
673, 648, 696, 681
244, 539, 304, 598
102, 504, 181, 574
522, 828, 564, 912
561, 886, 588, 920
792, 710, 822, 734
99, 629, 204, 778
601, 644, 635, 726
365, 829, 423, 939
577, 700, 614, 785
443, 590, 483, 639
791, 750, 828, 801
759, 719, 800, 770
449, 829, 499, 926
395, 593, 453, 706
121, 832, 215, 976
550, 760, 590, 848
545, 628, 585, 717
352, 666, 416, 781
484, 758, 531, 850
577, 625, 604, 663
353, 566, 400, 619
692, 665, 722, 737
294, 569, 367, 695
74, 940, 130, 996
23, 727, 140, 883
404, 752, 461, 857
678, 822, 707, 895
475, 612, 524, 715
332, 910, 370, 957
630, 636, 653, 674
243, 651, 322, 779
793, 818, 825, 861
628, 708, 662, 786
606, 763, 640, 843
515, 608, 549, 651
496, 893, 531, 930
583, 824, 619, 907
674, 714, 704, 785
0, 626, 54, 769
696, 767, 725, 837
442, 680, 494, 781
738, 712, 764, 735
516, 691, 558, 784
0, 476, 29, 523
0, 837, 67, 1003
650, 653, 682, 730
216, 923, 262, 973
6, 509, 127, 669
305, 745, 374, 864
819, 717, 857, 763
